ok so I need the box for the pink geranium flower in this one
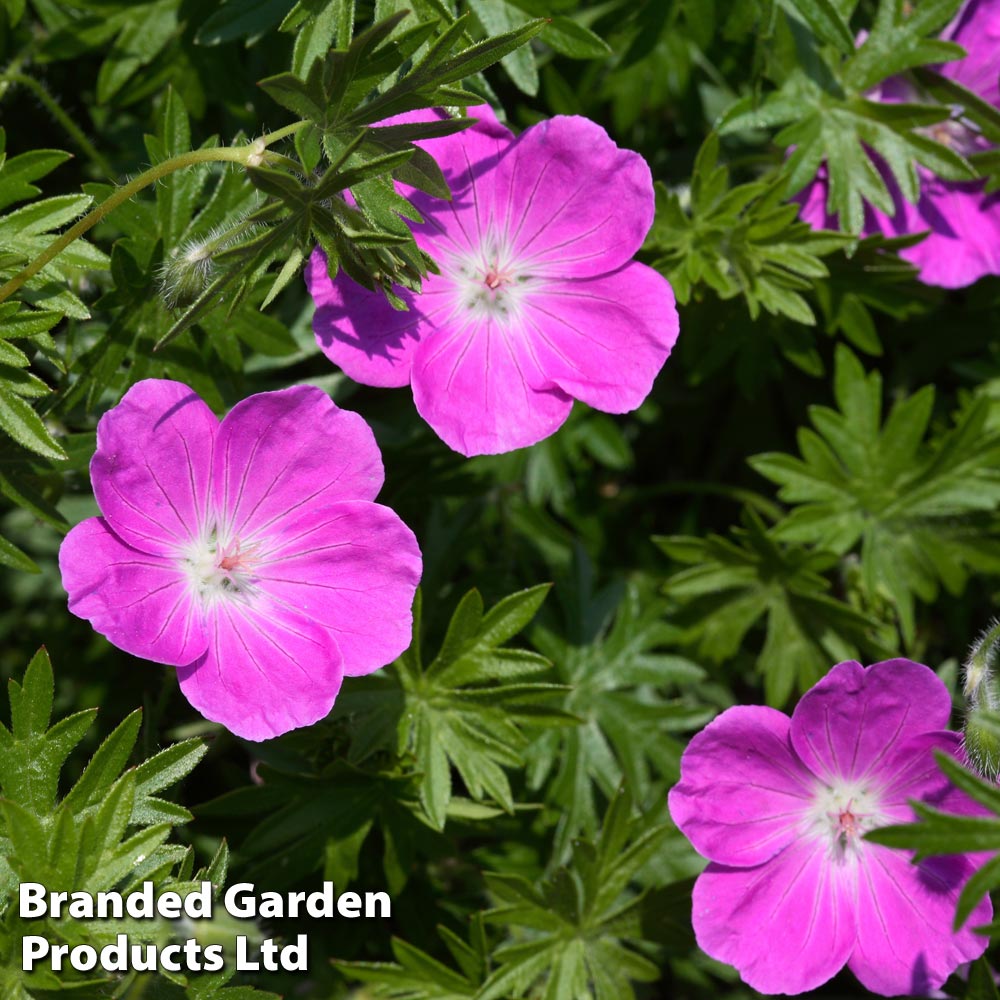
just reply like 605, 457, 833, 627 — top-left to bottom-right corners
305, 107, 679, 456
798, 0, 1000, 287
58, 379, 421, 741
668, 659, 991, 996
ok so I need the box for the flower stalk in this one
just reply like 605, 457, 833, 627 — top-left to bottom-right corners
0, 67, 114, 176
0, 123, 308, 307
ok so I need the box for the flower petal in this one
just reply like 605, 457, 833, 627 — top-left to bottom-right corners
59, 517, 207, 666
799, 166, 1000, 289
944, 0, 1000, 107
870, 731, 986, 822
305, 108, 512, 390
869, 730, 998, 876
405, 105, 513, 257
692, 840, 855, 995
255, 500, 421, 677
493, 115, 654, 278
177, 598, 342, 741
213, 386, 384, 541
790, 659, 953, 784
850, 846, 991, 996
91, 379, 216, 555
668, 705, 814, 867
520, 262, 678, 413
894, 180, 1000, 289
304, 108, 514, 388
306, 249, 423, 387
794, 171, 838, 231
410, 313, 573, 456
366, 104, 512, 144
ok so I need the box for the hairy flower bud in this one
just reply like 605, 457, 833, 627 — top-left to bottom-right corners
157, 214, 262, 310
158, 239, 217, 309
964, 713, 1000, 782
963, 619, 1000, 779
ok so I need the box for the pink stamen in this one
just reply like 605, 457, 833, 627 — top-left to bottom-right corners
216, 538, 261, 577
828, 797, 865, 846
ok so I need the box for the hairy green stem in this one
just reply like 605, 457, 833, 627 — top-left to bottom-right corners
0, 141, 283, 306
0, 68, 115, 177
262, 120, 309, 146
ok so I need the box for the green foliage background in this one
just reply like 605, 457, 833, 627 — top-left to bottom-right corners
1, 0, 1000, 997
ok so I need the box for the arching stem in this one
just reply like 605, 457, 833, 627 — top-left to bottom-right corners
0, 122, 308, 307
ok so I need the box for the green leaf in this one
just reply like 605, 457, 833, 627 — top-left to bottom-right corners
478, 584, 552, 649
253, 8, 544, 302
957, 854, 1000, 929
63, 710, 143, 813
844, 0, 964, 91
660, 504, 889, 706
436, 11, 544, 91
257, 71, 325, 121
479, 788, 669, 1000
751, 347, 1000, 644
866, 808, 1000, 854
0, 150, 71, 213
0, 383, 67, 460
967, 958, 1000, 1000
431, 588, 485, 670
462, 0, 538, 96
527, 569, 714, 856
133, 738, 209, 818
0, 649, 220, 994
0, 160, 107, 336
10, 647, 54, 738
541, 17, 611, 60
1, 800, 48, 877
291, 0, 354, 76
0, 0, 26, 26
195, 0, 296, 45
338, 920, 486, 997
718, 0, 978, 232
645, 145, 849, 325
0, 531, 37, 572
868, 748, 1000, 932
95, 0, 180, 103
778, 0, 854, 52
914, 67, 1000, 144
333, 586, 562, 829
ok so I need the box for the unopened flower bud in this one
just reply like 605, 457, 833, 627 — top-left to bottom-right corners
963, 711, 1000, 781
963, 618, 1000, 779
157, 214, 258, 310
159, 240, 216, 309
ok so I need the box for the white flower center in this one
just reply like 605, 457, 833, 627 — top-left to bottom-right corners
443, 231, 544, 326
179, 530, 262, 608
806, 779, 887, 863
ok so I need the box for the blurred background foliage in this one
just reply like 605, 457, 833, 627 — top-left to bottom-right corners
1, 0, 1000, 997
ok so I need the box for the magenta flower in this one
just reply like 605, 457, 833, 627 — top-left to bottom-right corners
58, 380, 421, 741
305, 107, 679, 456
668, 659, 992, 996
797, 0, 1000, 288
